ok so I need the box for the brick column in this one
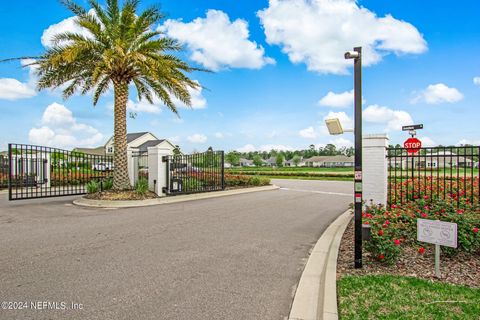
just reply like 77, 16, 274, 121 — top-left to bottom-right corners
363, 134, 389, 207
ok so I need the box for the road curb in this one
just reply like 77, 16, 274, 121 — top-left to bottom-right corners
73, 185, 280, 208
288, 209, 353, 320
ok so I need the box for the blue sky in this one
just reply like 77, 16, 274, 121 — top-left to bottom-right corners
0, 0, 479, 153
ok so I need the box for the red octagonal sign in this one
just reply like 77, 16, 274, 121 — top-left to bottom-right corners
404, 137, 422, 154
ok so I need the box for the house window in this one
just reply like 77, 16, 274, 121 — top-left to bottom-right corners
107, 147, 113, 153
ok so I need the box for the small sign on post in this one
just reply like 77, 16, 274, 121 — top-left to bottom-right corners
417, 219, 457, 277
402, 124, 423, 131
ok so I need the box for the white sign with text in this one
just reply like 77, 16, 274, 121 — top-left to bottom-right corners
417, 219, 457, 248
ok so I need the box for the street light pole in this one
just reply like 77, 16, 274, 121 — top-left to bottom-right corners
345, 46, 363, 269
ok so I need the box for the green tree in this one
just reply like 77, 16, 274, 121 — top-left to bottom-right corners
275, 154, 284, 167
252, 155, 263, 167
225, 151, 240, 167
6, 0, 202, 190
292, 155, 301, 166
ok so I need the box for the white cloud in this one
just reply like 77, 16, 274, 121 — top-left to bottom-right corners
28, 102, 103, 149
318, 90, 353, 108
258, 0, 427, 74
0, 78, 36, 100
411, 83, 463, 104
161, 10, 274, 71
0, 59, 38, 101
260, 144, 294, 151
173, 82, 207, 109
127, 99, 162, 114
417, 136, 436, 147
236, 144, 256, 153
323, 111, 354, 131
124, 80, 207, 114
41, 10, 94, 48
215, 132, 224, 139
330, 137, 353, 148
299, 126, 318, 139
236, 144, 294, 152
457, 139, 480, 146
363, 104, 413, 131
473, 77, 480, 86
187, 133, 208, 143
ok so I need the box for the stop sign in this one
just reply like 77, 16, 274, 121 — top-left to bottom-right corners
404, 137, 422, 154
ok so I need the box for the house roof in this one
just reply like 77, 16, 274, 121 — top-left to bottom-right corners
126, 132, 150, 144
239, 158, 253, 164
137, 140, 166, 152
304, 155, 353, 163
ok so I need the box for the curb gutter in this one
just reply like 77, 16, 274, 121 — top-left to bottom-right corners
288, 209, 353, 320
73, 185, 279, 208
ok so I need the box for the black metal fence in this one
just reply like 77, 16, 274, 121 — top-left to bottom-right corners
163, 150, 225, 195
8, 143, 113, 200
387, 146, 479, 206
132, 151, 148, 184
0, 155, 8, 189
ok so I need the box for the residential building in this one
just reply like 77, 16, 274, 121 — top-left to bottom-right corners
303, 155, 354, 167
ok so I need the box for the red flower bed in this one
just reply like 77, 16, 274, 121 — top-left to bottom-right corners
363, 196, 480, 264
389, 176, 479, 206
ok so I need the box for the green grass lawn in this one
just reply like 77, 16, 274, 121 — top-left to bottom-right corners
338, 275, 480, 320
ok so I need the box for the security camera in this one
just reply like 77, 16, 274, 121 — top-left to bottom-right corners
344, 51, 360, 59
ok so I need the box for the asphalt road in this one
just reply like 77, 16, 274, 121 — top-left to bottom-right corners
0, 179, 352, 320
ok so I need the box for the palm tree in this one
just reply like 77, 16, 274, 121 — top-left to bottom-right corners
9, 0, 203, 190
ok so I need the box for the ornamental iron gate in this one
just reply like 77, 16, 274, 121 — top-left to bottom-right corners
163, 150, 225, 195
8, 143, 113, 200
387, 146, 479, 206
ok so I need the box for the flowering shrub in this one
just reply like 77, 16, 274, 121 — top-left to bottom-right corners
227, 170, 353, 178
389, 176, 479, 206
363, 197, 480, 264
225, 174, 270, 187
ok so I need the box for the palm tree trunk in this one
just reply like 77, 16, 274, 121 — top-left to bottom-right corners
112, 82, 131, 190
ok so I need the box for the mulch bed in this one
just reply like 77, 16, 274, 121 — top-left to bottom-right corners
337, 216, 480, 288
85, 190, 158, 201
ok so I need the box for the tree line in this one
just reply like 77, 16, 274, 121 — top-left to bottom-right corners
225, 144, 354, 166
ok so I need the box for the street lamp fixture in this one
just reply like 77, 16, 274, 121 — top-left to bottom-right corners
325, 118, 353, 135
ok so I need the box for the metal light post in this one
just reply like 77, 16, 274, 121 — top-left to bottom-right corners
345, 47, 363, 269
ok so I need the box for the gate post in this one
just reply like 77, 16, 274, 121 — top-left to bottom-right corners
127, 148, 138, 187
363, 134, 389, 207
147, 146, 173, 196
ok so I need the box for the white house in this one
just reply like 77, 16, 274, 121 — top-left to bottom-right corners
104, 132, 175, 155
303, 155, 354, 167
388, 151, 475, 169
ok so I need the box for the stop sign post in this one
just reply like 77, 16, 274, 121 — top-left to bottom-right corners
404, 137, 422, 154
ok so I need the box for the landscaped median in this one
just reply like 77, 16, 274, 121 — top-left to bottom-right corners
75, 174, 275, 208
336, 190, 480, 319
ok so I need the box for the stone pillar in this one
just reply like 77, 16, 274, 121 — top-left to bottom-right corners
126, 148, 137, 187
147, 146, 173, 196
363, 134, 389, 207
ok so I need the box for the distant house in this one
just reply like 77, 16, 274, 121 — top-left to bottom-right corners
104, 132, 175, 155
389, 151, 475, 169
74, 132, 175, 156
265, 156, 287, 167
304, 155, 354, 167
239, 158, 254, 167
285, 157, 305, 167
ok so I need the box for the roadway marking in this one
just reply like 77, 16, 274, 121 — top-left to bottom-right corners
279, 187, 351, 197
